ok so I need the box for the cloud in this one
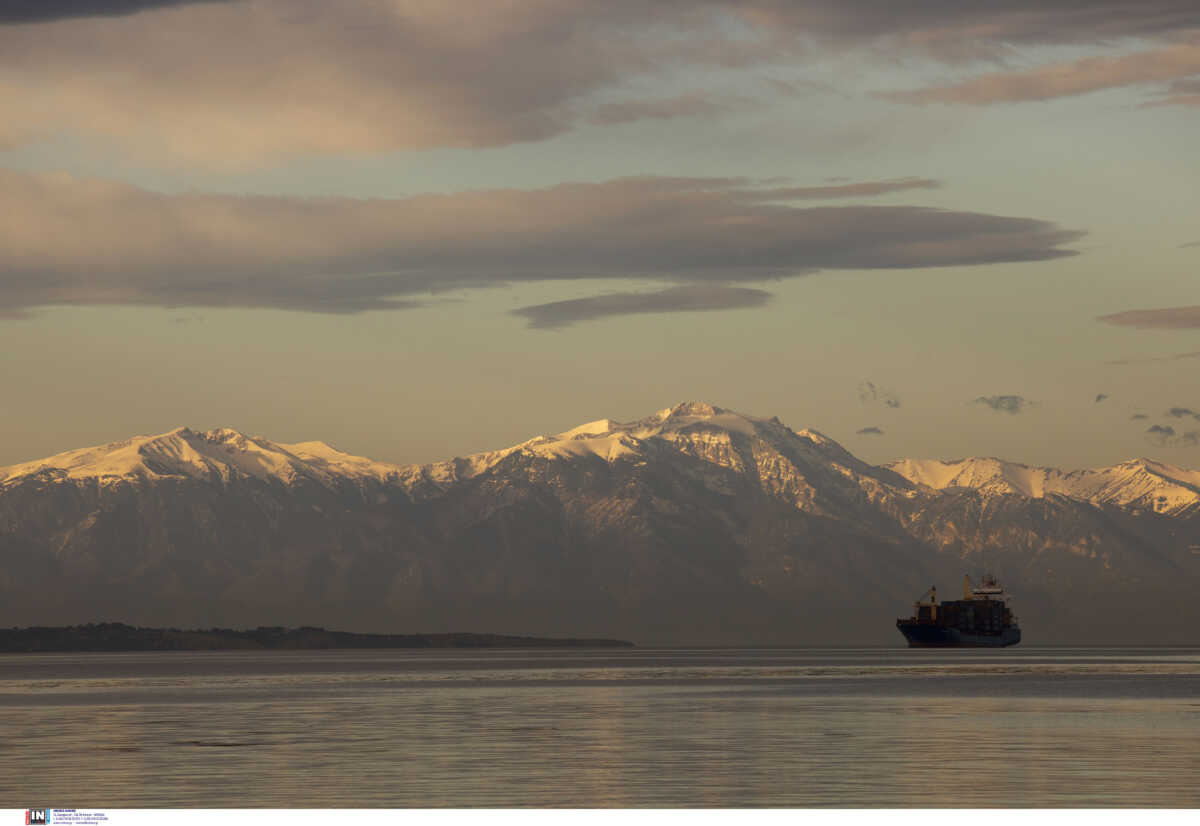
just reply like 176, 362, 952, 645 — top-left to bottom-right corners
1147, 424, 1177, 442
3, 2, 1200, 163
512, 285, 772, 329
858, 381, 902, 409
1144, 77, 1200, 108
972, 395, 1031, 414
1131, 413, 1149, 420
0, 169, 1082, 319
1106, 350, 1200, 366
586, 94, 751, 126
1146, 424, 1200, 446
1098, 306, 1200, 330
1166, 407, 1200, 421
856, 426, 884, 435
1170, 78, 1200, 93
0, 0, 228, 24
884, 41, 1200, 105
1095, 393, 1108, 403
738, 2, 1200, 48
751, 178, 941, 200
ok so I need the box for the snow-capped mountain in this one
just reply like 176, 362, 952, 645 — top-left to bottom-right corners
0, 426, 405, 487
1, 401, 909, 516
395, 401, 912, 512
888, 456, 1200, 516
2, 402, 1198, 644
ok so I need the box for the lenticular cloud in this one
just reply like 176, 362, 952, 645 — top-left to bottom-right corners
0, 169, 1083, 321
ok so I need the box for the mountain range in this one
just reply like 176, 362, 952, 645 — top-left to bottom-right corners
3, 401, 1199, 644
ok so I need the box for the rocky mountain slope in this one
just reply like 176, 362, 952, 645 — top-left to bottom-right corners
3, 402, 1198, 644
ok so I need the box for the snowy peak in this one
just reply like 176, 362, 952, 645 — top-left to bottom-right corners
1076, 458, 1200, 514
13, 407, 1200, 518
887, 457, 1055, 498
401, 402, 778, 489
542, 402, 785, 455
658, 401, 726, 420
636, 401, 785, 438
273, 440, 405, 483
888, 455, 1200, 515
555, 419, 616, 440
1, 403, 904, 518
0, 428, 405, 488
403, 402, 912, 517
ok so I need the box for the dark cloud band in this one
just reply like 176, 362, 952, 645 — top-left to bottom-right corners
0, 170, 1083, 321
0, 0, 229, 24
2, 1, 1198, 161
883, 41, 1200, 106
740, 1, 1200, 43
512, 285, 772, 329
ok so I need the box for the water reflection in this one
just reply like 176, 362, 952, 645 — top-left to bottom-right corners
2, 648, 1199, 806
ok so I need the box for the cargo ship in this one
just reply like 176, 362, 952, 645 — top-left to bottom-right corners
896, 574, 1021, 647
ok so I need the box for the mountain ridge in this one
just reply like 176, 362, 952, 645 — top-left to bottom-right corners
886, 454, 1200, 515
6, 402, 1199, 515
3, 401, 1199, 644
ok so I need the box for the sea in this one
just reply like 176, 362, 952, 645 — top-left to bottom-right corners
2, 646, 1198, 808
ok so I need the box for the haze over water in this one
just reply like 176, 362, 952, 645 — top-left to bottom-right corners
3, 647, 1198, 807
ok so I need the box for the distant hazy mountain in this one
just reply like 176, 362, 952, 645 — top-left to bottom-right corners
3, 402, 1198, 644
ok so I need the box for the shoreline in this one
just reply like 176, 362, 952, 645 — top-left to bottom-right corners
0, 622, 635, 652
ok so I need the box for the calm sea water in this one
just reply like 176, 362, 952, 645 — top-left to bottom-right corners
1, 646, 1198, 807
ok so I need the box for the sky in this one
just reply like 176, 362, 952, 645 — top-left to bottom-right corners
1, 0, 1199, 471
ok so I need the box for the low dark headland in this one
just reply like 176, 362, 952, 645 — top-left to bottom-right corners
0, 623, 634, 652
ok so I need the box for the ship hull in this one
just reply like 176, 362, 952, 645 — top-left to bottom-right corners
897, 622, 1021, 648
